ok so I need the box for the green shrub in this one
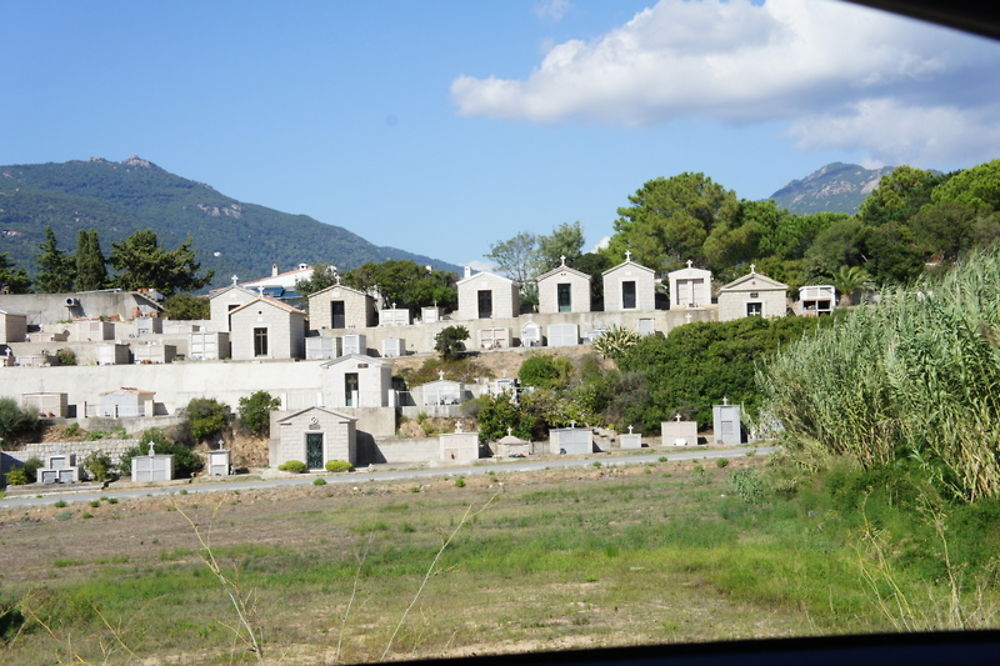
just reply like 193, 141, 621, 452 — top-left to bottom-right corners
312, 477, 327, 486
716, 457, 730, 468
454, 477, 466, 488
592, 461, 603, 468
434, 325, 469, 361
184, 398, 230, 442
83, 450, 114, 482
237, 391, 280, 437
63, 422, 82, 437
88, 500, 100, 508
730, 467, 765, 505
324, 460, 353, 472
107, 497, 119, 504
4, 468, 29, 486
278, 460, 307, 474
53, 500, 67, 508
593, 325, 641, 359
0, 398, 39, 444
23, 457, 42, 481
518, 355, 573, 389
164, 292, 209, 320
54, 348, 77, 366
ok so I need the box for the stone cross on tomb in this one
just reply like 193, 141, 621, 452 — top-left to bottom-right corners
455, 421, 463, 433
723, 396, 729, 406
686, 259, 693, 268
507, 427, 513, 437
750, 263, 756, 274
231, 275, 239, 286
257, 285, 265, 296
674, 413, 682, 422
685, 313, 693, 324
625, 250, 632, 262
438, 370, 445, 381
147, 441, 156, 457
628, 424, 634, 434
570, 420, 576, 428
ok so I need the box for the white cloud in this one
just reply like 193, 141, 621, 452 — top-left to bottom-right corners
452, 0, 1000, 165
591, 235, 611, 252
533, 0, 571, 22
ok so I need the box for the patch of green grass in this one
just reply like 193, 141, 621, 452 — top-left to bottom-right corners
53, 500, 67, 508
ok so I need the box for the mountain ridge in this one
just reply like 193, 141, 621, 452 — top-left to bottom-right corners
0, 156, 462, 288
767, 161, 898, 215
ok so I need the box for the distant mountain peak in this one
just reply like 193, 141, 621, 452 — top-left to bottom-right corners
121, 155, 155, 168
769, 162, 897, 215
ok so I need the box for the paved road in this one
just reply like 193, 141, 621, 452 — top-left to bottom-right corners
0, 446, 777, 510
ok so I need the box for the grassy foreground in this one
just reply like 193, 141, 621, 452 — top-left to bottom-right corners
1, 457, 996, 664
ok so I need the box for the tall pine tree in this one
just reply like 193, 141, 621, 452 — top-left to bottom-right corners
74, 229, 109, 291
0, 253, 31, 294
35, 226, 76, 293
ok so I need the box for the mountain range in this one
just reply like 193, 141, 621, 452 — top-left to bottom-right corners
767, 162, 898, 215
0, 156, 461, 288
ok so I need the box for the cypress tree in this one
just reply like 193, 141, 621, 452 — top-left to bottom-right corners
35, 226, 76, 293
74, 229, 108, 291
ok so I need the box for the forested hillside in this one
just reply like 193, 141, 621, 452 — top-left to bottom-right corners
0, 156, 460, 288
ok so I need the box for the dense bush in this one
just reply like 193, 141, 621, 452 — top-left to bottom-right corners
119, 428, 202, 478
238, 391, 280, 436
184, 398, 230, 442
0, 398, 39, 444
163, 292, 209, 320
474, 393, 534, 442
83, 450, 115, 482
278, 460, 307, 473
324, 460, 353, 472
54, 348, 77, 366
518, 355, 573, 389
434, 326, 469, 361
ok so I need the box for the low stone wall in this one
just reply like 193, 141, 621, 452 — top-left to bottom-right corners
4, 439, 141, 466
360, 436, 439, 465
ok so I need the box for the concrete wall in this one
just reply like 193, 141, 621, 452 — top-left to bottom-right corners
0, 313, 27, 343
230, 302, 305, 360
322, 356, 392, 408
537, 269, 591, 314
308, 285, 377, 332
0, 292, 161, 326
5, 439, 141, 466
439, 431, 480, 464
661, 420, 698, 446
602, 263, 656, 313
456, 273, 520, 321
359, 436, 439, 465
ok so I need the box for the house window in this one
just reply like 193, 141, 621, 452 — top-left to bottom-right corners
345, 372, 359, 407
622, 281, 637, 309
557, 283, 572, 312
253, 327, 268, 356
477, 290, 493, 319
331, 300, 345, 329
227, 304, 239, 312
746, 302, 763, 317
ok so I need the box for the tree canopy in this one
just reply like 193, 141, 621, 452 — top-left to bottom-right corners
109, 229, 213, 297
35, 226, 75, 293
0, 253, 31, 294
74, 229, 109, 291
343, 259, 457, 313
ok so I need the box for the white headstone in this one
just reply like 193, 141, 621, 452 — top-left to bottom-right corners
147, 441, 156, 456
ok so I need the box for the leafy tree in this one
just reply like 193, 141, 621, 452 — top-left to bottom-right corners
238, 391, 281, 437
518, 355, 573, 389
343, 259, 457, 313
294, 263, 339, 299
862, 221, 926, 285
109, 229, 213, 297
0, 398, 39, 444
0, 253, 31, 294
475, 393, 532, 442
435, 326, 469, 361
164, 293, 210, 320
119, 428, 202, 478
35, 226, 75, 293
858, 166, 942, 226
82, 450, 115, 482
910, 202, 979, 262
930, 159, 1000, 211
829, 265, 872, 306
74, 229, 109, 291
183, 398, 230, 442
536, 222, 585, 271
485, 231, 538, 285
802, 217, 867, 281
606, 173, 739, 272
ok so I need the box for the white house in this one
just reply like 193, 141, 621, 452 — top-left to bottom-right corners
208, 279, 258, 332
536, 258, 592, 314
273, 406, 357, 469
602, 252, 656, 313
308, 280, 378, 332
228, 297, 306, 360
242, 262, 316, 292
667, 261, 713, 309
456, 268, 520, 320
717, 266, 788, 321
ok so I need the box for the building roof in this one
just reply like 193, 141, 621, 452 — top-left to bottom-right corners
320, 353, 391, 369
602, 259, 655, 277
100, 387, 155, 396
208, 284, 258, 300
276, 405, 356, 424
719, 268, 788, 292
228, 296, 306, 317
309, 281, 372, 300
242, 264, 314, 287
535, 262, 592, 282
457, 270, 515, 286
667, 260, 712, 279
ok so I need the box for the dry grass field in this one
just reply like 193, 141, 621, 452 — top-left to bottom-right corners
0, 456, 987, 664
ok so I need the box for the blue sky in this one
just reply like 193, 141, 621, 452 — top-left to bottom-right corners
2, 1, 998, 268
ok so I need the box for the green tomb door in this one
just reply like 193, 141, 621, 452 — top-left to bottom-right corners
306, 433, 324, 470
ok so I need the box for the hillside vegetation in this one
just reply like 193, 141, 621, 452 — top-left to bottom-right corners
0, 157, 460, 289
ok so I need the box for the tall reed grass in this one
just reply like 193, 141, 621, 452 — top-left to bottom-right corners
759, 246, 1000, 501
